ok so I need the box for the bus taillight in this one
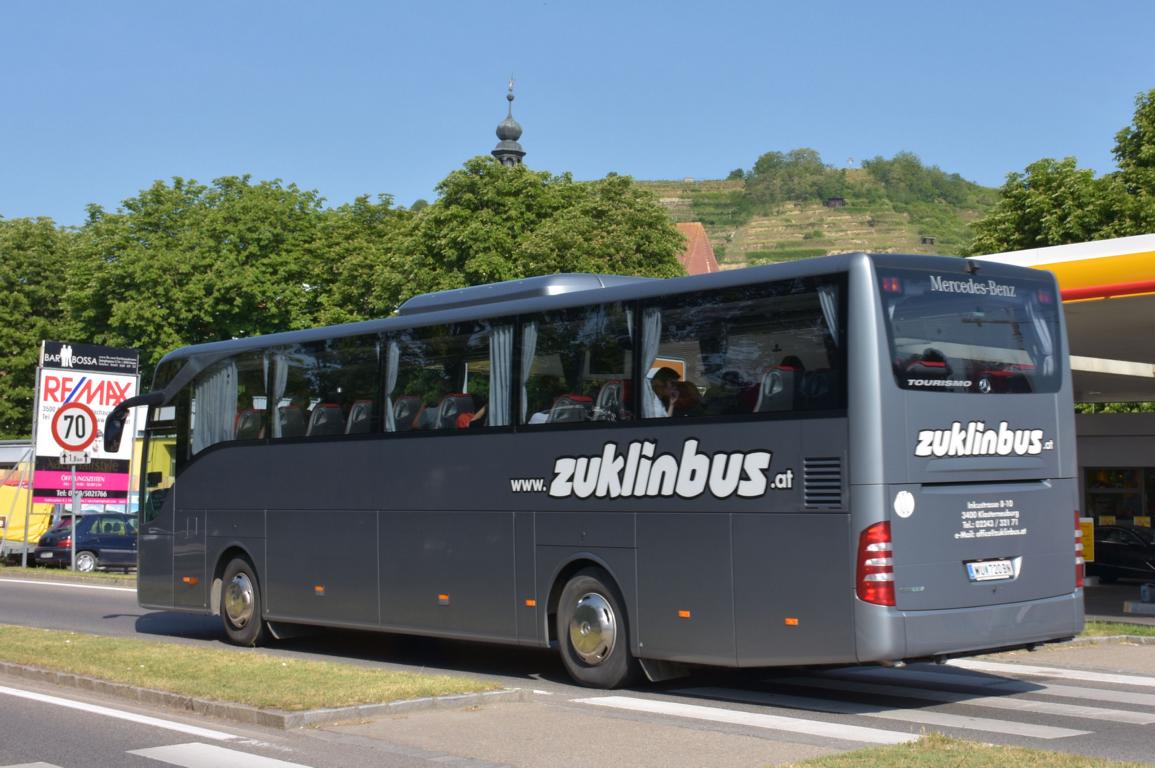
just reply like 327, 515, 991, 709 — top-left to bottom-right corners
857, 522, 895, 606
1074, 511, 1085, 589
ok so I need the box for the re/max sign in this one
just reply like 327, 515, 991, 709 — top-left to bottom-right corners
40, 374, 132, 406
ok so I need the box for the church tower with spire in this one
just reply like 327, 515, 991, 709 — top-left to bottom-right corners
491, 80, 526, 166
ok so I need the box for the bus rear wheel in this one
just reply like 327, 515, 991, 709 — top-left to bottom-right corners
557, 568, 637, 688
221, 557, 268, 646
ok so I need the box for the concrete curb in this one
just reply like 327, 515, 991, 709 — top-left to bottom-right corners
0, 660, 528, 729
1054, 634, 1155, 647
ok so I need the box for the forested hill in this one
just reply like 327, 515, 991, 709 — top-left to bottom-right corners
639, 149, 999, 267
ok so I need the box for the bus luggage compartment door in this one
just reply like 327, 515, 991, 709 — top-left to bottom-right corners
888, 479, 1076, 611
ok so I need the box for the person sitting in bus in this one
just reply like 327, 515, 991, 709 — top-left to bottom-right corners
667, 380, 703, 417
646, 367, 680, 418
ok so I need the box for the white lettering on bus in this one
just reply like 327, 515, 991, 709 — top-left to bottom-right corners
914, 420, 1047, 458
512, 439, 784, 500
928, 275, 1017, 297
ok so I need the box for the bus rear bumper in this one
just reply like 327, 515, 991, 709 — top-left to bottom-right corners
855, 590, 1084, 663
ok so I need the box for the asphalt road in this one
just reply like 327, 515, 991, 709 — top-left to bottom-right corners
3, 577, 1155, 767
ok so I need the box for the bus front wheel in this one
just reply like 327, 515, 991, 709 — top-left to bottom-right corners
221, 557, 268, 646
556, 568, 637, 688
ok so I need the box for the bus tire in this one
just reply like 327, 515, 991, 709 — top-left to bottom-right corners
556, 568, 638, 688
75, 551, 98, 573
221, 557, 268, 646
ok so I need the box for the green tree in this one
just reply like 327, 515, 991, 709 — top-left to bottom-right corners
967, 158, 1116, 254
967, 88, 1155, 254
67, 176, 330, 370
312, 194, 412, 325
397, 157, 684, 306
517, 174, 686, 278
0, 217, 73, 437
1113, 88, 1155, 232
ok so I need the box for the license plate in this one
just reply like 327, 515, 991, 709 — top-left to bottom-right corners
966, 559, 1014, 582
40, 552, 53, 559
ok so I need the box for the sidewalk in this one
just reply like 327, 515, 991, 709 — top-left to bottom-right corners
1084, 581, 1155, 626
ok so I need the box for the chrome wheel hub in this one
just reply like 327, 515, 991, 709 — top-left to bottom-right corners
224, 572, 255, 628
569, 592, 617, 665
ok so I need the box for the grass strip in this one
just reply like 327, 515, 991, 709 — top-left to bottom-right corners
0, 625, 496, 711
786, 733, 1145, 767
1081, 620, 1155, 638
0, 564, 135, 584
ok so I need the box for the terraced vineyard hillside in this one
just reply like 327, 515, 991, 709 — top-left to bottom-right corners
640, 168, 995, 268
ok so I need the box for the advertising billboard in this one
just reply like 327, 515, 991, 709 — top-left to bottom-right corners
32, 341, 140, 507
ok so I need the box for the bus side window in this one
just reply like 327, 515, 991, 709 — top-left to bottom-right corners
385, 321, 512, 432
267, 335, 380, 440
189, 352, 267, 453
520, 302, 633, 426
641, 279, 844, 419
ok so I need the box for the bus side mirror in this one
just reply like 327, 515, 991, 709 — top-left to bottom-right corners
104, 392, 165, 452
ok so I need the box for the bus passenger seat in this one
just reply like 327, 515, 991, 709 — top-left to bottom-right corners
593, 380, 631, 421
234, 408, 264, 440
754, 366, 798, 412
346, 400, 373, 434
436, 394, 475, 430
278, 406, 307, 438
392, 396, 421, 431
548, 394, 593, 423
307, 403, 344, 437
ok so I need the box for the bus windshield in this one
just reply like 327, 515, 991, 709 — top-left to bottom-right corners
878, 266, 1063, 394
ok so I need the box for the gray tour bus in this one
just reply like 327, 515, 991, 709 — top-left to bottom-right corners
106, 252, 1084, 687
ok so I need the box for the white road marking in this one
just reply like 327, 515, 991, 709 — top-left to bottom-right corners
778, 676, 1155, 725
950, 658, 1155, 689
2, 763, 64, 767
0, 578, 136, 593
682, 687, 1088, 740
129, 743, 313, 768
824, 667, 1155, 708
0, 685, 236, 741
574, 695, 917, 745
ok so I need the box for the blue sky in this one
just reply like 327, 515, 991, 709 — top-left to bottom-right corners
2, 0, 1154, 226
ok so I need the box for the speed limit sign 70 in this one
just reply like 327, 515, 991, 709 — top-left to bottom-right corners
51, 402, 98, 453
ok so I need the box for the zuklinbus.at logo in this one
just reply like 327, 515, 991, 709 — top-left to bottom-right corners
914, 420, 1051, 458
509, 439, 793, 500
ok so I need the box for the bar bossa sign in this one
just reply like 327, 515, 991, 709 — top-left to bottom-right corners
33, 341, 139, 505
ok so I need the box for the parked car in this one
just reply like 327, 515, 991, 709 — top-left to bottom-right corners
34, 513, 137, 572
1087, 525, 1155, 582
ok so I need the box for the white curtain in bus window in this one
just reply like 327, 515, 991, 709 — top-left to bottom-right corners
519, 321, 538, 422
384, 339, 400, 432
191, 360, 237, 453
489, 324, 513, 427
640, 307, 664, 418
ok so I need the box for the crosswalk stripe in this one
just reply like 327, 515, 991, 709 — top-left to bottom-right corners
574, 695, 917, 744
950, 658, 1155, 689
824, 666, 1155, 708
0, 685, 236, 741
776, 676, 1155, 725
681, 687, 1089, 740
1, 762, 64, 768
128, 743, 313, 768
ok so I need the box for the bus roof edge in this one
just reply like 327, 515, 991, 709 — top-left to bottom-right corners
396, 273, 657, 316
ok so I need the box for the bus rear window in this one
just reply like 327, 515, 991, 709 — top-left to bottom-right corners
878, 267, 1062, 394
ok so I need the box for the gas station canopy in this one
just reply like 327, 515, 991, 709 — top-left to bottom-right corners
973, 234, 1155, 403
